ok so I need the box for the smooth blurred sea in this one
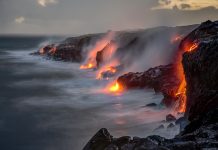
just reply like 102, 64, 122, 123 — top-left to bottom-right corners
0, 36, 179, 150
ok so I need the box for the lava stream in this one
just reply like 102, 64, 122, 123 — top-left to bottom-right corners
175, 42, 199, 112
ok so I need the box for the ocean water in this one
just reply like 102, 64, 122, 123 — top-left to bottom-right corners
0, 36, 180, 150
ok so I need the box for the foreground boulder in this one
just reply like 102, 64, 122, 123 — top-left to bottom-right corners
83, 20, 218, 150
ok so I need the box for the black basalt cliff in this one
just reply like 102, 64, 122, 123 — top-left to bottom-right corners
183, 30, 218, 121
83, 21, 218, 150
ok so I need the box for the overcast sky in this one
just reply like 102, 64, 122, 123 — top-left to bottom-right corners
0, 0, 218, 35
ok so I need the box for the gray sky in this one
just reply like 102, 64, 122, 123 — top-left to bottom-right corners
0, 0, 218, 35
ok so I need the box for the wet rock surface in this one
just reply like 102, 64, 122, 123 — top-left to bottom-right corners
83, 20, 218, 150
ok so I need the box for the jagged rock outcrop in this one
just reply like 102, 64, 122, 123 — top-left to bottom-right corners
83, 20, 218, 150
117, 64, 180, 106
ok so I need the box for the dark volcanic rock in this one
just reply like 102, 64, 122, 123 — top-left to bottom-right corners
83, 20, 218, 150
96, 41, 117, 68
167, 123, 175, 129
166, 114, 177, 122
153, 125, 165, 131
117, 64, 178, 91
83, 128, 112, 150
146, 103, 158, 107
83, 109, 218, 150
175, 117, 186, 125
183, 41, 218, 121
99, 65, 124, 79
33, 33, 103, 62
117, 64, 181, 107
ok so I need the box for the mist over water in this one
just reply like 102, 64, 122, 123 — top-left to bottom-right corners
0, 37, 180, 150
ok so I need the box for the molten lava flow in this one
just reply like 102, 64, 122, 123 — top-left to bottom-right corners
188, 43, 198, 52
109, 82, 122, 92
80, 32, 115, 69
80, 63, 94, 69
175, 42, 198, 113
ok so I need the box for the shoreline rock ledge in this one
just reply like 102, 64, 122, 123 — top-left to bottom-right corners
83, 20, 218, 150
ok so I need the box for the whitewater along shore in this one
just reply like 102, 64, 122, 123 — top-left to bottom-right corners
32, 21, 218, 149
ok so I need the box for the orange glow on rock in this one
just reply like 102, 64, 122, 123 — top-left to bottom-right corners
171, 35, 184, 43
96, 66, 117, 79
39, 47, 45, 54
96, 60, 119, 80
188, 43, 198, 52
80, 32, 115, 70
175, 42, 198, 113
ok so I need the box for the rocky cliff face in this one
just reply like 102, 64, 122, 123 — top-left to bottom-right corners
182, 21, 218, 121
83, 20, 218, 150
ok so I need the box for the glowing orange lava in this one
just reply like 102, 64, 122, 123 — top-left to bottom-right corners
96, 66, 117, 79
188, 43, 198, 52
175, 42, 198, 113
96, 59, 118, 79
109, 82, 122, 92
80, 63, 94, 69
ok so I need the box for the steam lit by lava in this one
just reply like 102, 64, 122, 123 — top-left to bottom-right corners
39, 47, 45, 54
96, 59, 119, 79
96, 66, 117, 79
80, 32, 115, 70
175, 42, 198, 112
171, 35, 184, 43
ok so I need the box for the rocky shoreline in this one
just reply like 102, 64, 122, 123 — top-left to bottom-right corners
32, 20, 218, 149
83, 21, 218, 150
